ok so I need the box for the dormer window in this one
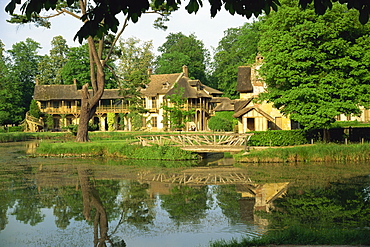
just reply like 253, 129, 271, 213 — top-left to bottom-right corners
162, 81, 170, 89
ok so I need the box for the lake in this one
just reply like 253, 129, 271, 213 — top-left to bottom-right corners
0, 141, 369, 247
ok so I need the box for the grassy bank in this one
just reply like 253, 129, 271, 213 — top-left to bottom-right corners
0, 132, 75, 142
236, 143, 370, 163
209, 226, 370, 246
36, 141, 198, 160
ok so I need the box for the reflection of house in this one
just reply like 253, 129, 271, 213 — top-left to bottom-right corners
33, 66, 222, 131
233, 56, 293, 133
236, 182, 289, 226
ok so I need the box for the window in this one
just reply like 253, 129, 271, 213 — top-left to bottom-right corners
41, 101, 47, 109
152, 116, 157, 128
152, 97, 157, 109
65, 101, 72, 109
142, 98, 147, 108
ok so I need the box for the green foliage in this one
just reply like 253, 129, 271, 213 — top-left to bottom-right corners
258, 0, 370, 130
162, 86, 194, 130
36, 36, 69, 85
248, 130, 308, 146
29, 100, 41, 119
160, 185, 210, 222
117, 37, 154, 88
3, 38, 41, 124
107, 112, 115, 131
156, 32, 210, 83
44, 114, 54, 131
208, 112, 237, 132
0, 40, 24, 125
208, 117, 233, 132
60, 43, 117, 89
211, 22, 261, 98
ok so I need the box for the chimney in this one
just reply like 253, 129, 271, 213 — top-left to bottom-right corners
147, 68, 153, 76
182, 65, 189, 77
35, 78, 39, 85
73, 78, 77, 85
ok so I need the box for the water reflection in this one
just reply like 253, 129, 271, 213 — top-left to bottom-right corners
1, 142, 369, 246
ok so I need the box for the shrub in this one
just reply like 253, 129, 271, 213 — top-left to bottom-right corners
209, 116, 233, 131
107, 112, 115, 131
208, 112, 237, 132
249, 129, 308, 146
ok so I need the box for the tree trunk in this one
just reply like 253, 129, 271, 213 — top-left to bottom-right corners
76, 84, 95, 142
75, 41, 105, 142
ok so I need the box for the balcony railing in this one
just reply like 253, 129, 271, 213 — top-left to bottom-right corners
40, 105, 130, 115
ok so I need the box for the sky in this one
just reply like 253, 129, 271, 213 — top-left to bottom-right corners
0, 0, 254, 56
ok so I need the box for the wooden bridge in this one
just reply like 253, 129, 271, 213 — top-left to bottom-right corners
136, 133, 254, 152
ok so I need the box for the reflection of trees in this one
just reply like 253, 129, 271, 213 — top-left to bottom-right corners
160, 185, 210, 223
214, 185, 245, 224
266, 175, 370, 229
118, 181, 155, 229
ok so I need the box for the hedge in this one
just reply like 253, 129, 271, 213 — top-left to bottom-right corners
249, 129, 309, 146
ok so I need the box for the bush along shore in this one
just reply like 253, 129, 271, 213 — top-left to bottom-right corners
235, 143, 370, 163
36, 141, 199, 160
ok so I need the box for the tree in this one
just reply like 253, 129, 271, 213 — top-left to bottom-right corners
6, 0, 172, 141
37, 36, 69, 85
29, 99, 41, 119
6, 38, 41, 124
0, 40, 24, 125
61, 43, 118, 89
258, 0, 370, 130
117, 37, 155, 129
155, 32, 210, 83
211, 22, 260, 99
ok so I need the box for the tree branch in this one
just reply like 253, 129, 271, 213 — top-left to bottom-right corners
104, 16, 129, 63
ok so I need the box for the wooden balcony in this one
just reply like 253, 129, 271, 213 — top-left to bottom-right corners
40, 105, 130, 115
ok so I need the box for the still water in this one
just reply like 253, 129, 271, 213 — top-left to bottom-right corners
0, 141, 369, 247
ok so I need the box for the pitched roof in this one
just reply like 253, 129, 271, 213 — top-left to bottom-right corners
34, 84, 80, 100
234, 98, 253, 113
236, 66, 253, 93
141, 73, 182, 97
34, 84, 122, 101
213, 97, 234, 111
166, 77, 199, 98
233, 105, 274, 122
202, 84, 223, 96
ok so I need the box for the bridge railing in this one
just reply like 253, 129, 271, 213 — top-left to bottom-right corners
137, 133, 254, 147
